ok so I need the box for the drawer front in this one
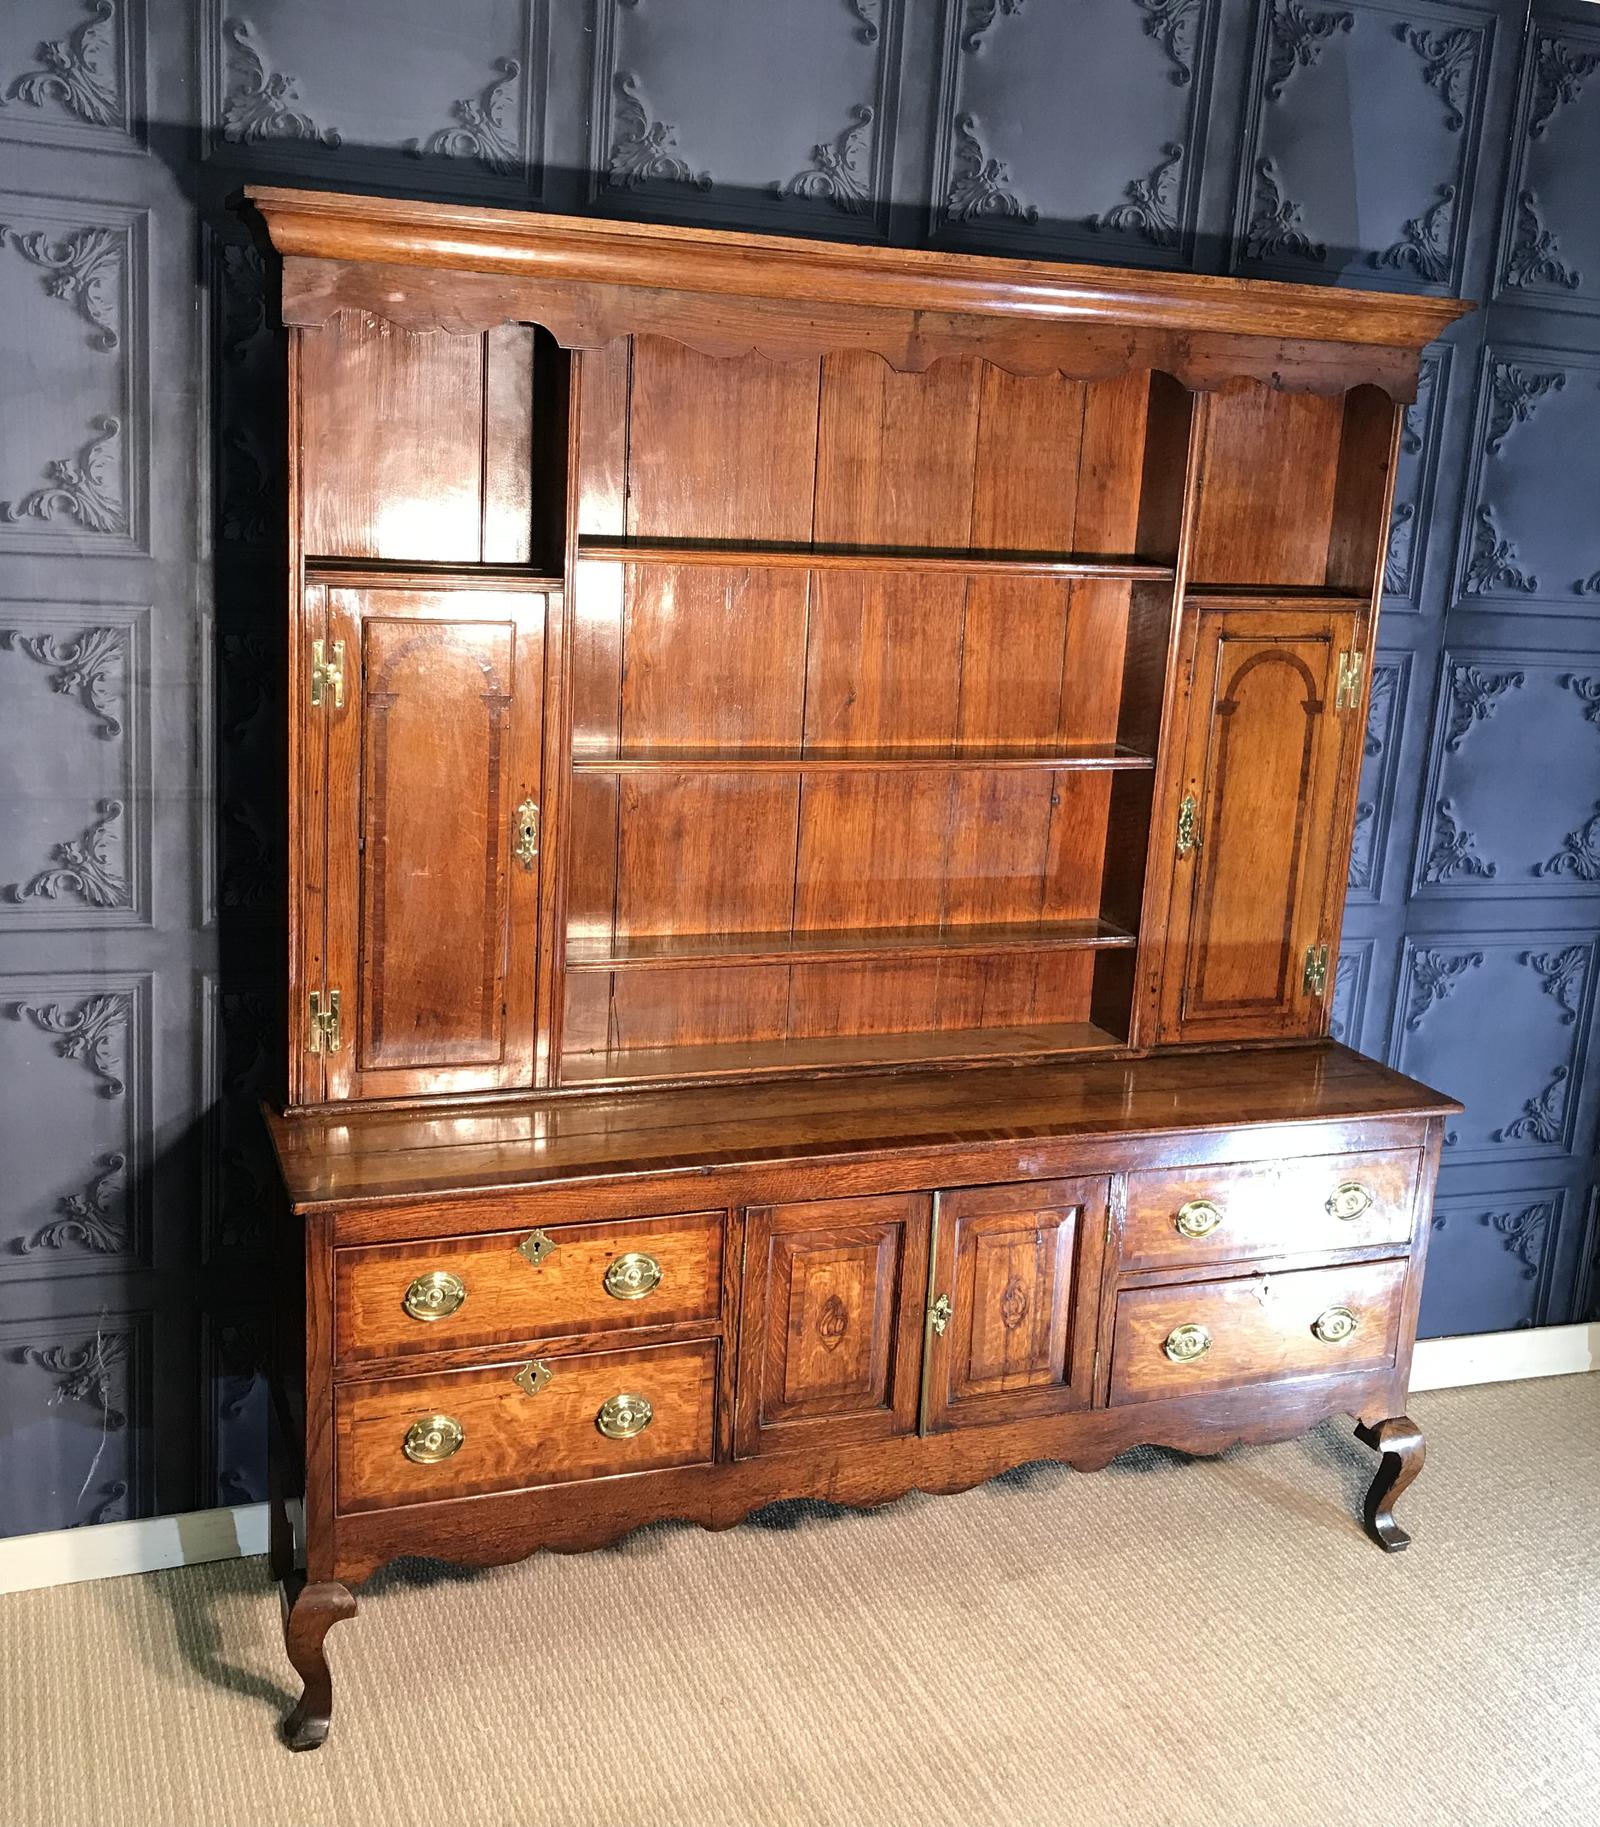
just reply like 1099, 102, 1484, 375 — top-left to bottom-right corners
336, 1338, 717, 1512
1120, 1150, 1418, 1273
334, 1209, 723, 1363
1109, 1259, 1407, 1406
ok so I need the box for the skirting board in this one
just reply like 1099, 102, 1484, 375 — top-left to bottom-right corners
1, 1323, 1594, 1597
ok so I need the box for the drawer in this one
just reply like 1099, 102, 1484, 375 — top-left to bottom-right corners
334, 1209, 723, 1363
1120, 1150, 1418, 1273
1109, 1259, 1406, 1406
336, 1338, 717, 1512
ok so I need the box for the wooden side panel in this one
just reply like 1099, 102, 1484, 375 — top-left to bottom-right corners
801, 571, 965, 749
616, 773, 799, 937
735, 1192, 929, 1456
968, 368, 1086, 551
1158, 609, 1358, 1043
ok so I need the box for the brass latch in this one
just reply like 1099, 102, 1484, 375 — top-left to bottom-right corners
1335, 650, 1364, 712
1303, 944, 1329, 997
1176, 791, 1198, 858
308, 987, 341, 1053
310, 638, 345, 710
513, 798, 540, 871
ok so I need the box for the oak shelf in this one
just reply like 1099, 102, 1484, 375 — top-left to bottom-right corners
565, 917, 1138, 974
576, 539, 1175, 581
305, 557, 565, 592
1183, 586, 1372, 611
569, 742, 1157, 774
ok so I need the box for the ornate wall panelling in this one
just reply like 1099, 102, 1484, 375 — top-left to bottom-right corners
585, 0, 906, 237
1388, 931, 1600, 1165
1453, 341, 1600, 617
0, 1310, 151, 1534
1329, 931, 1377, 1047
1382, 344, 1452, 612
200, 1306, 269, 1506
0, 972, 150, 1281
0, 0, 147, 155
1494, 12, 1600, 319
201, 1, 548, 197
1419, 1181, 1574, 1332
0, 193, 149, 555
929, 0, 1222, 266
1231, 0, 1501, 294
1412, 649, 1600, 897
1348, 652, 1412, 906
199, 974, 278, 1265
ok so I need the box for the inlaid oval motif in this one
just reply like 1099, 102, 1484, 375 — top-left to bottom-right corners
999, 1275, 1030, 1332
817, 1292, 850, 1351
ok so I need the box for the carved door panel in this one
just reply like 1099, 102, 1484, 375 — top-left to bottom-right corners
734, 1192, 930, 1458
310, 584, 547, 1103
920, 1178, 1107, 1434
1157, 609, 1361, 1045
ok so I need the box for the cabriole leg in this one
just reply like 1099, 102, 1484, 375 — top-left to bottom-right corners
1353, 1415, 1425, 1553
281, 1572, 358, 1750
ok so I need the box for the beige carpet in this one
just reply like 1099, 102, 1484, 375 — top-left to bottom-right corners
3, 1376, 1597, 1827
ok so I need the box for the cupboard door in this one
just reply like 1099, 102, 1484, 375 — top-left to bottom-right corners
921, 1179, 1106, 1434
1157, 609, 1360, 1044
314, 586, 546, 1102
734, 1192, 929, 1458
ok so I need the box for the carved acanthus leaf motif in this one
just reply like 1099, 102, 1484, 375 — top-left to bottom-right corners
1329, 951, 1360, 1040
219, 244, 267, 362
1089, 142, 1183, 248
607, 72, 711, 191
1462, 505, 1536, 597
1490, 1203, 1552, 1279
221, 633, 273, 742
1364, 666, 1395, 758
1348, 801, 1376, 892
1265, 0, 1352, 100
1384, 501, 1415, 594
220, 17, 340, 147
220, 426, 273, 545
78, 1481, 129, 1527
775, 105, 875, 215
1444, 663, 1523, 752
1, 415, 125, 534
8, 991, 130, 1096
1523, 946, 1588, 1025
1421, 798, 1494, 885
220, 797, 274, 909
1, 626, 124, 736
1486, 362, 1565, 454
0, 0, 120, 128
1495, 1065, 1569, 1146
1529, 33, 1600, 139
217, 1322, 267, 1421
1577, 574, 1600, 598
1244, 158, 1323, 262
1397, 24, 1477, 131
1403, 947, 1483, 1031
1537, 803, 1600, 882
5, 799, 128, 910
1562, 674, 1600, 726
22, 1153, 127, 1254
0, 224, 120, 350
1370, 185, 1454, 284
1136, 0, 1201, 86
405, 57, 521, 175
1503, 191, 1579, 292
846, 0, 880, 44
962, 0, 1026, 52
19, 1332, 128, 1427
947, 115, 1038, 224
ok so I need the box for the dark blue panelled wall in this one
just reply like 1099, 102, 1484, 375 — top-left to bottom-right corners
0, 0, 1594, 1537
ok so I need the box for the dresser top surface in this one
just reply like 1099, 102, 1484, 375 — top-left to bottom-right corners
265, 1045, 1458, 1212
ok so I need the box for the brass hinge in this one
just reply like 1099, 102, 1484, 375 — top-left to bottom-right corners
1175, 791, 1198, 858
307, 988, 341, 1053
310, 638, 345, 710
513, 797, 540, 871
1303, 944, 1329, 997
1335, 649, 1364, 713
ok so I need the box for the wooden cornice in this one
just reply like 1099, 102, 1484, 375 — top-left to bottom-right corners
241, 186, 1472, 401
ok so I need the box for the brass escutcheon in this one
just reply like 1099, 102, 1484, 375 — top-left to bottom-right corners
402, 1269, 467, 1323
1175, 1198, 1224, 1240
603, 1251, 663, 1301
1312, 1305, 1359, 1344
402, 1413, 464, 1465
1326, 1181, 1374, 1221
596, 1392, 653, 1440
518, 1228, 556, 1268
1163, 1322, 1212, 1364
514, 1359, 552, 1398
929, 1293, 954, 1337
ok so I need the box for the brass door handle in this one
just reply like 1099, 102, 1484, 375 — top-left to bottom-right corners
1163, 1323, 1211, 1364
1175, 1198, 1224, 1239
402, 1414, 464, 1464
1326, 1182, 1374, 1220
604, 1251, 663, 1300
518, 1228, 556, 1268
596, 1393, 653, 1439
1312, 1306, 1359, 1344
402, 1269, 467, 1322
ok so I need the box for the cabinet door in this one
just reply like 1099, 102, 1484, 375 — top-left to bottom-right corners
921, 1179, 1106, 1434
734, 1192, 929, 1458
1157, 608, 1360, 1044
311, 585, 546, 1103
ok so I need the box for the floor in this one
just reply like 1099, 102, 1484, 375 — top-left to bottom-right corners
2, 1374, 1596, 1827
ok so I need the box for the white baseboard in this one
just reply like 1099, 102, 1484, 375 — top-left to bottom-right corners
0, 1324, 1593, 1596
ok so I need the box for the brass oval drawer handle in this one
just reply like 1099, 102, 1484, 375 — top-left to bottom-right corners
596, 1392, 653, 1440
402, 1413, 464, 1465
514, 1359, 552, 1398
1163, 1323, 1212, 1364
402, 1269, 467, 1322
1326, 1181, 1374, 1221
604, 1251, 663, 1301
518, 1228, 556, 1268
1174, 1198, 1224, 1240
1312, 1306, 1360, 1344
